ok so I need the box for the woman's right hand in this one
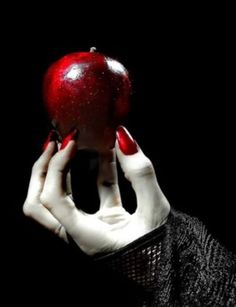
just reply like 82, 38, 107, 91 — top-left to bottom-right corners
23, 127, 170, 255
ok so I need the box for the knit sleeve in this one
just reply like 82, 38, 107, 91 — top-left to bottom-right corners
93, 209, 236, 306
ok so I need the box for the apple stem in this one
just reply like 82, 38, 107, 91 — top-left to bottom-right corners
90, 47, 97, 52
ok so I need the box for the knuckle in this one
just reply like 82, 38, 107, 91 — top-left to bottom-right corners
39, 192, 52, 209
32, 159, 45, 175
140, 157, 154, 173
40, 192, 62, 210
23, 201, 35, 218
127, 156, 154, 178
54, 224, 65, 238
48, 154, 62, 170
32, 160, 41, 172
48, 154, 57, 165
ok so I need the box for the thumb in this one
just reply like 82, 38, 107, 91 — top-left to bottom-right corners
115, 126, 170, 228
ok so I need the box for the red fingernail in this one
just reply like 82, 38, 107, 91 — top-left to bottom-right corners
60, 129, 79, 150
43, 130, 58, 151
116, 126, 138, 155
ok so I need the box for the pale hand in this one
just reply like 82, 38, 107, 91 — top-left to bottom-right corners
23, 127, 170, 255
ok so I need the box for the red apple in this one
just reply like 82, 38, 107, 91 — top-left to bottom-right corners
43, 48, 131, 151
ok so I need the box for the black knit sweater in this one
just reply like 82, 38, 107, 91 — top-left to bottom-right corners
94, 209, 236, 306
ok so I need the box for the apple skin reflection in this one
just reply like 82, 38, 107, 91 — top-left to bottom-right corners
43, 50, 131, 152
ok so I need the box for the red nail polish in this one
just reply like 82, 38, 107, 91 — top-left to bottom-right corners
116, 126, 138, 155
60, 129, 79, 150
43, 130, 58, 151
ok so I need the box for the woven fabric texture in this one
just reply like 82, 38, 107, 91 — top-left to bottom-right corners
95, 209, 236, 306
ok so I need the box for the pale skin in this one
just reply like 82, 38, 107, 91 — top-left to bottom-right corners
23, 127, 170, 255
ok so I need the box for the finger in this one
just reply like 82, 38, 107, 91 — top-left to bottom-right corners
97, 149, 122, 210
37, 134, 116, 253
23, 133, 68, 241
41, 130, 78, 199
66, 171, 72, 196
25, 136, 57, 203
40, 133, 120, 248
57, 141, 72, 196
24, 200, 68, 242
40, 130, 80, 224
116, 126, 170, 227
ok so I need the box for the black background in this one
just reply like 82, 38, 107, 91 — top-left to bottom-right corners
4, 5, 235, 305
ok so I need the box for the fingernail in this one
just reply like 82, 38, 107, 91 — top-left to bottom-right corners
60, 129, 79, 150
43, 130, 58, 151
116, 126, 138, 155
